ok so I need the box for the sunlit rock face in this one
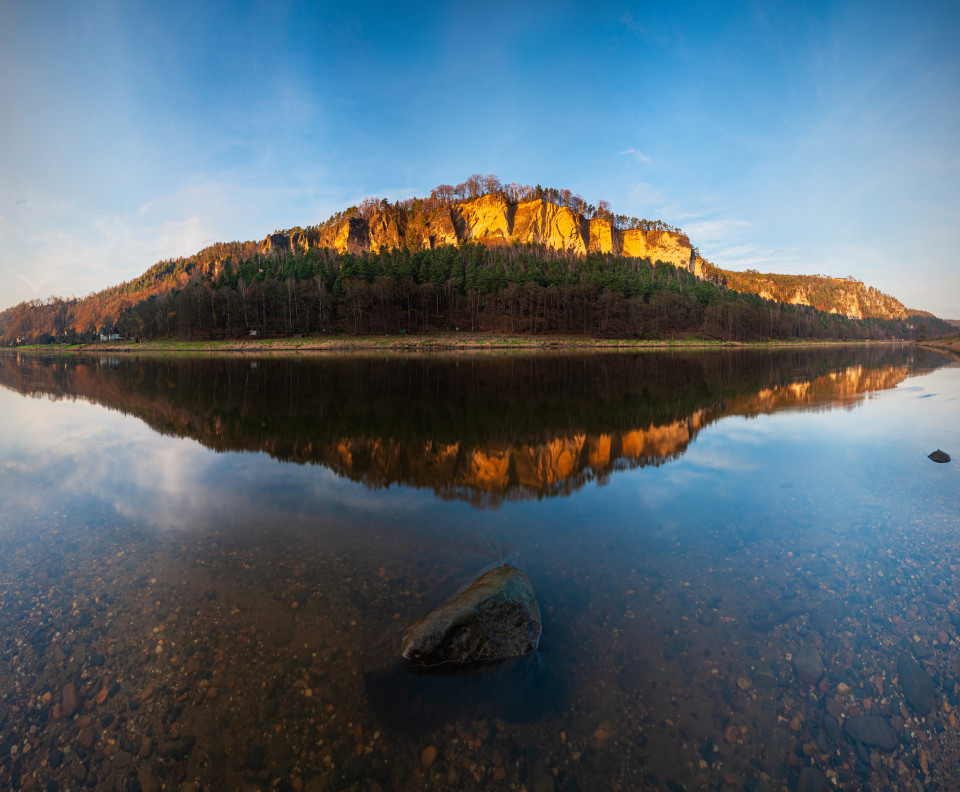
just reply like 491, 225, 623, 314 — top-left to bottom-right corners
621, 228, 693, 269
587, 219, 621, 255
511, 199, 587, 254
401, 565, 542, 666
454, 193, 514, 245
298, 196, 693, 268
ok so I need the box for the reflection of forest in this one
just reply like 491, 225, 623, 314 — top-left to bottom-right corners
0, 347, 941, 506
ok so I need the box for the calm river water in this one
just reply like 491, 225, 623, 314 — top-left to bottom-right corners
0, 345, 957, 792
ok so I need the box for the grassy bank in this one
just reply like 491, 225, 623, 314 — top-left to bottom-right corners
919, 336, 960, 357
0, 333, 906, 356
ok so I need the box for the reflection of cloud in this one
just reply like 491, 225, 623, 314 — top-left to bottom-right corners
0, 388, 421, 537
15, 198, 27, 206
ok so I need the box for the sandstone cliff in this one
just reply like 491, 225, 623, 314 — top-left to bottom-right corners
250, 189, 911, 322
258, 194, 695, 271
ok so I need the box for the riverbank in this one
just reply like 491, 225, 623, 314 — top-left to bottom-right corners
1, 333, 919, 356
918, 335, 960, 357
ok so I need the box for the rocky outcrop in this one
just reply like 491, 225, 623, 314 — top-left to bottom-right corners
401, 565, 542, 666
511, 199, 588, 254
621, 228, 693, 269
271, 194, 694, 271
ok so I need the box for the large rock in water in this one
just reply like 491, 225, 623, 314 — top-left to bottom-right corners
401, 565, 542, 666
897, 652, 938, 715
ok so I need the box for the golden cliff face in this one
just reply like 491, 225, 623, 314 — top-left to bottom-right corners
264, 194, 694, 267
511, 199, 588, 254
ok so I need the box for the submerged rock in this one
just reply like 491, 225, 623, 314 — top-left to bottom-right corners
897, 652, 937, 715
401, 565, 542, 666
843, 716, 897, 751
793, 644, 824, 686
928, 449, 951, 463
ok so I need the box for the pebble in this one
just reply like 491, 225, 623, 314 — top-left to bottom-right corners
724, 726, 739, 744
421, 745, 437, 769
937, 631, 949, 645
204, 686, 218, 700
78, 725, 95, 749
138, 737, 153, 758
844, 715, 897, 751
61, 683, 79, 717
138, 769, 161, 792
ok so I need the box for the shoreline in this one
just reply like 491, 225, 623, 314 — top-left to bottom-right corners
918, 336, 960, 357
0, 333, 920, 356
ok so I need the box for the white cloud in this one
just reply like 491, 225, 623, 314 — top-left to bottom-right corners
618, 147, 653, 166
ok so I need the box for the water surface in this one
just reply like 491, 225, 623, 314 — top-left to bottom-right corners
0, 346, 957, 791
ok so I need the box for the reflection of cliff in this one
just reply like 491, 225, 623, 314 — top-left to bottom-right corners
0, 348, 938, 506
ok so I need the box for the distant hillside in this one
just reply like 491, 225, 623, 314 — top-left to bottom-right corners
0, 176, 952, 345
712, 268, 916, 321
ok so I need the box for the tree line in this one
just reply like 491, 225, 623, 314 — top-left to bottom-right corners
2, 242, 952, 345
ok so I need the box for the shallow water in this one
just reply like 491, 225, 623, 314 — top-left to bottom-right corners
0, 345, 958, 791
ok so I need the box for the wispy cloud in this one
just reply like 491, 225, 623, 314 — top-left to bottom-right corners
711, 243, 806, 273
14, 198, 27, 206
618, 147, 653, 166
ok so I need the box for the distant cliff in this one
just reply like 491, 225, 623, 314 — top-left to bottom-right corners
259, 193, 697, 272
712, 268, 916, 321
258, 193, 910, 321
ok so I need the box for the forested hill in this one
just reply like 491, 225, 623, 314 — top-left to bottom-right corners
0, 176, 952, 345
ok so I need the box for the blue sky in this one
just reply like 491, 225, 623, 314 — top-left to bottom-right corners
1, 1, 958, 317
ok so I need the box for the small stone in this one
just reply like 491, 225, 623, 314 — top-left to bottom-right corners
62, 683, 79, 717
71, 761, 87, 782
937, 631, 949, 645
138, 768, 161, 792
898, 652, 937, 715
95, 688, 108, 705
736, 676, 752, 691
138, 737, 152, 758
204, 686, 218, 700
78, 725, 94, 749
594, 721, 615, 744
836, 682, 850, 695
724, 726, 739, 745
797, 767, 829, 792
793, 644, 824, 686
844, 716, 897, 751
421, 745, 437, 769
790, 715, 803, 732
49, 748, 64, 769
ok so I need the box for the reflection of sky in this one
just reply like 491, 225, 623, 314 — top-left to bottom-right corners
1, 364, 957, 571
